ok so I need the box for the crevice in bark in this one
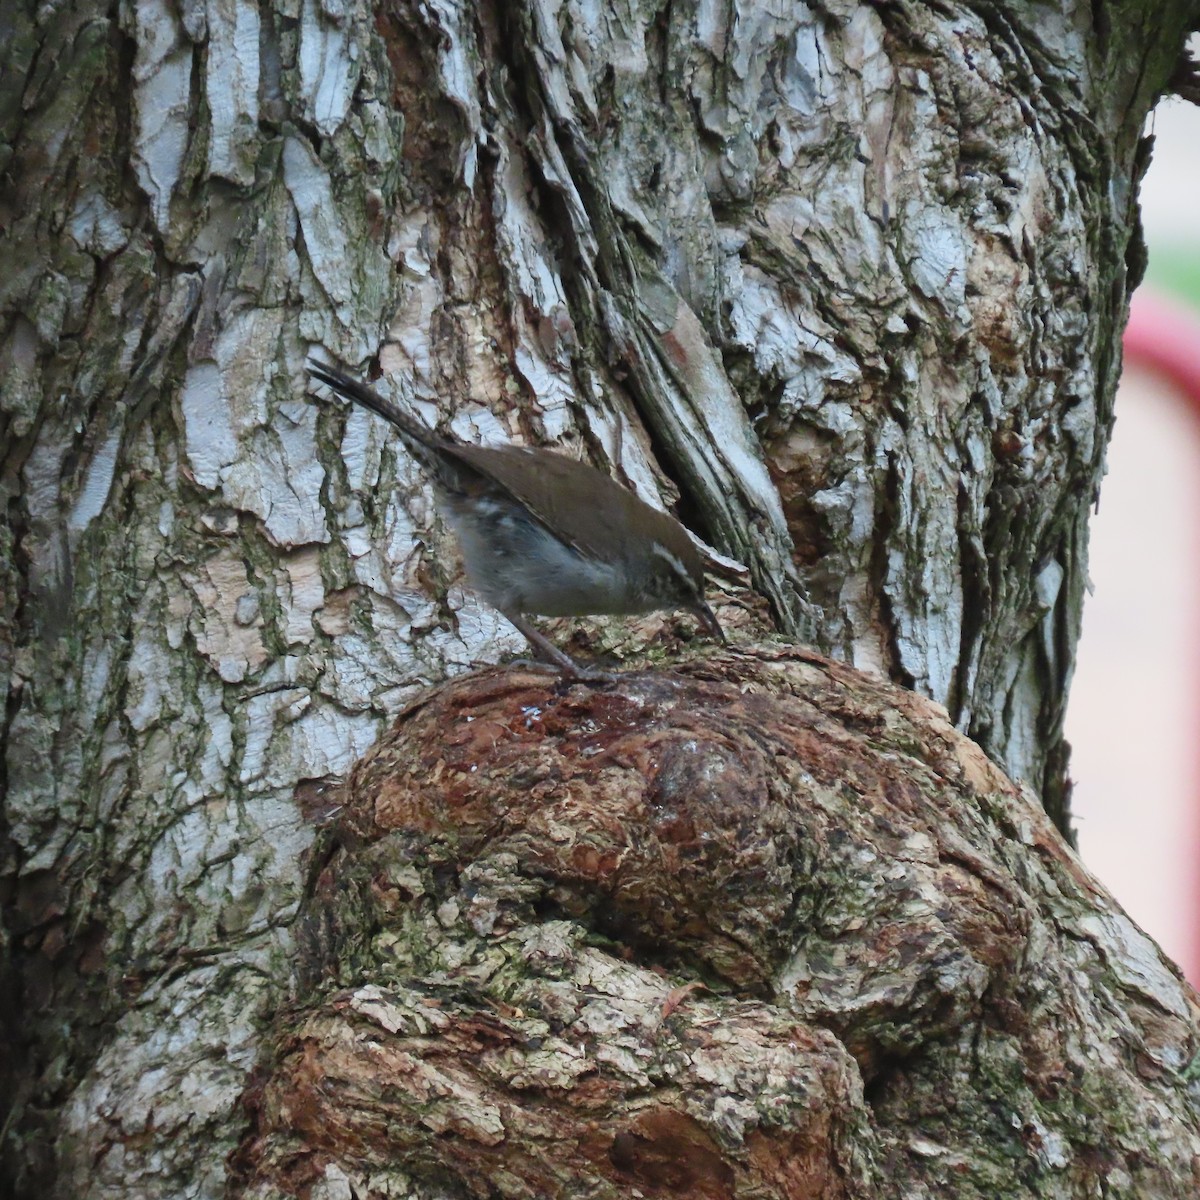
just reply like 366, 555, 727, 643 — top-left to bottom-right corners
871, 449, 907, 687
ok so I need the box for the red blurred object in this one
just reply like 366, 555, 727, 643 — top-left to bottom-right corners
1126, 291, 1200, 401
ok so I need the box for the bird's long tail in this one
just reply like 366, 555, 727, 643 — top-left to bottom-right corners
307, 360, 442, 453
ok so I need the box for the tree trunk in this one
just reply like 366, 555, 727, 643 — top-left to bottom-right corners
2, 0, 1197, 1196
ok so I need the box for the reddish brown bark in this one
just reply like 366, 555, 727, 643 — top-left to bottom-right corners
231, 648, 1200, 1198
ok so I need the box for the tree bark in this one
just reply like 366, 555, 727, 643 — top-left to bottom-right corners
1, 0, 1198, 1196
228, 651, 1200, 1198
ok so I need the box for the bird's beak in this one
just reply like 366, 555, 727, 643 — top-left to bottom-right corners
692, 599, 726, 643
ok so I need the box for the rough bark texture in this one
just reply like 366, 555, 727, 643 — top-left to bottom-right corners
2, 0, 1199, 1195
225, 649, 1200, 1199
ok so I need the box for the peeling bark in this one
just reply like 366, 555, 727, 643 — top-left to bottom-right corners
2, 0, 1199, 1195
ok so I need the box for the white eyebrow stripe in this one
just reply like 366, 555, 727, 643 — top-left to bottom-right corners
650, 543, 693, 586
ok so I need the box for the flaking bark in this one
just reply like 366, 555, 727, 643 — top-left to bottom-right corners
2, 0, 1199, 1195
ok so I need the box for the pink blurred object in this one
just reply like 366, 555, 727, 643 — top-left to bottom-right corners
1125, 290, 1200, 402
1120, 287, 1200, 984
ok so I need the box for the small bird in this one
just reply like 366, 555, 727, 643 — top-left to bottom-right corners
308, 360, 724, 676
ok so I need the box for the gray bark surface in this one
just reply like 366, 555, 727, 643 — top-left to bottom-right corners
2, 0, 1198, 1195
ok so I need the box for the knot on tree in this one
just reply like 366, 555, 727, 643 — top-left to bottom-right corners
231, 648, 1200, 1199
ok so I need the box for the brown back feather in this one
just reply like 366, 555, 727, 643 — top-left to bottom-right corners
308, 359, 702, 581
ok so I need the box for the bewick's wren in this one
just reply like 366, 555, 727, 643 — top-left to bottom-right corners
308, 361, 724, 676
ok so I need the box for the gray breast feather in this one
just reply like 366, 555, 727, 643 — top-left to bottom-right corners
441, 499, 639, 617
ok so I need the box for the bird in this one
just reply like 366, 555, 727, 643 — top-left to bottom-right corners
307, 360, 724, 677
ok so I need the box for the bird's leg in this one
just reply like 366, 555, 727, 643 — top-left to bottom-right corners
504, 613, 609, 682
